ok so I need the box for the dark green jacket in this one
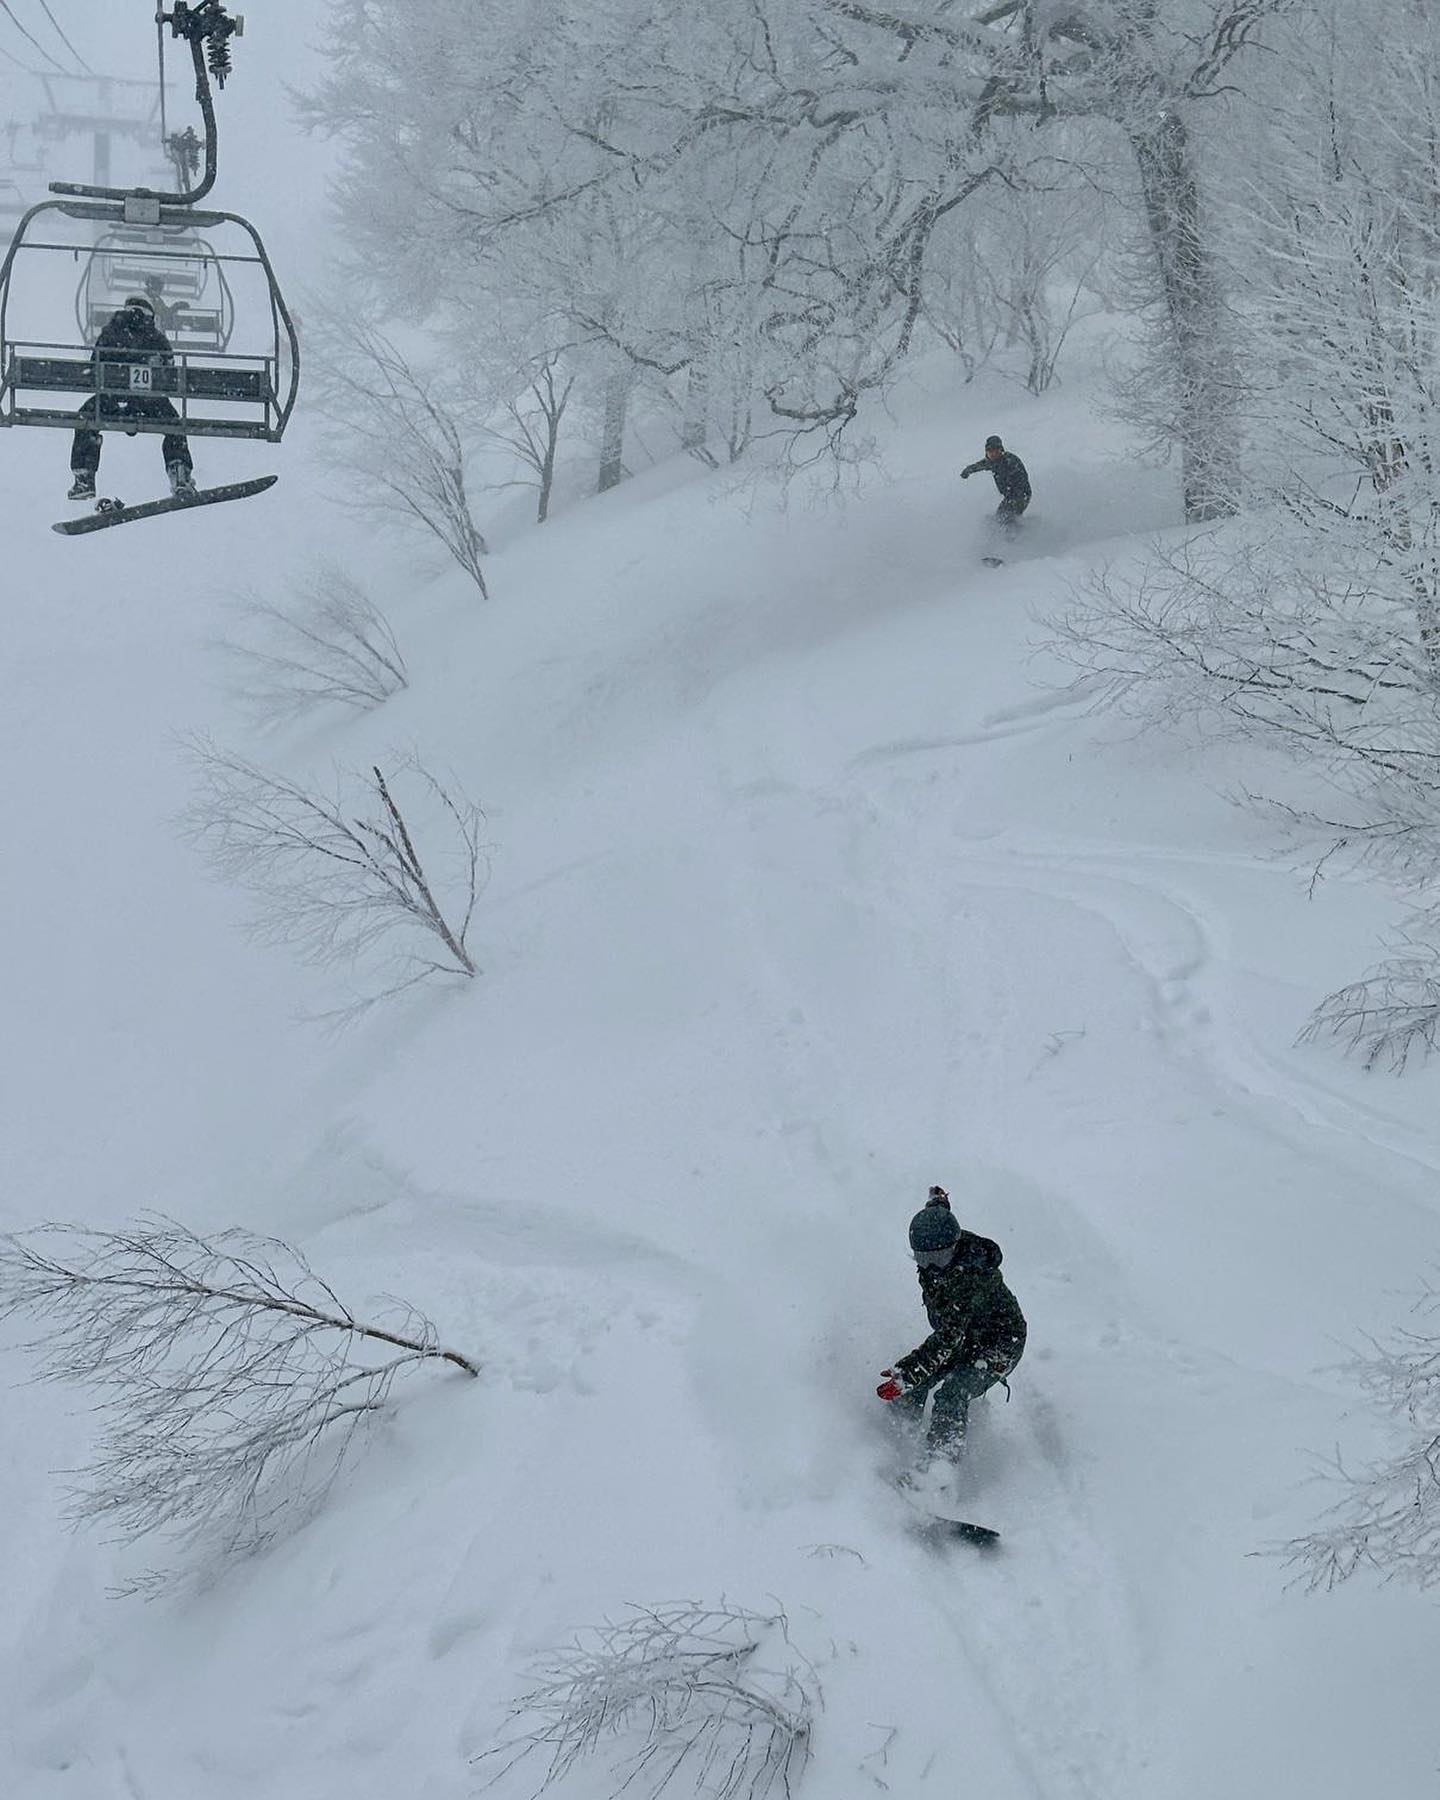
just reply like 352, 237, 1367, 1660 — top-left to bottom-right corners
961, 450, 1030, 503
896, 1231, 1026, 1387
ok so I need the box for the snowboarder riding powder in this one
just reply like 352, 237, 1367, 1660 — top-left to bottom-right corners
960, 434, 1031, 532
877, 1186, 1027, 1470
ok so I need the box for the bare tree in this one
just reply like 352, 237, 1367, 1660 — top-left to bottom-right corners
1048, 530, 1438, 751
923, 150, 1112, 395
184, 742, 486, 1015
481, 1602, 816, 1800
218, 561, 408, 726
0, 1218, 478, 1568
1050, 10, 1440, 1061
1284, 1279, 1440, 1592
310, 309, 490, 597
1052, 531, 1440, 1064
1230, 23, 1440, 678
1274, 770, 1440, 1070
479, 353, 576, 524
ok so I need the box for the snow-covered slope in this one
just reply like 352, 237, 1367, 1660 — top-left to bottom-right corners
4, 367, 1438, 1800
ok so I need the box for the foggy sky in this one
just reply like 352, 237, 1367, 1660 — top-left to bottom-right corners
0, 0, 337, 285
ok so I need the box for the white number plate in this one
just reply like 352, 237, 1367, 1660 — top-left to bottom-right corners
128, 365, 154, 392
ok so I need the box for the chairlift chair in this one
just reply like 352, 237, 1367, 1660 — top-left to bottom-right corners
77, 223, 236, 355
0, 2, 300, 524
1, 191, 297, 444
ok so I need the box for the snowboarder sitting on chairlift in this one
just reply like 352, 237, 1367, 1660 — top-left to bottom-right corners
68, 294, 198, 503
877, 1187, 1027, 1463
960, 434, 1031, 527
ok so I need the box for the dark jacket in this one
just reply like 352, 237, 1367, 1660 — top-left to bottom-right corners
962, 450, 1030, 503
93, 306, 175, 372
895, 1230, 1027, 1387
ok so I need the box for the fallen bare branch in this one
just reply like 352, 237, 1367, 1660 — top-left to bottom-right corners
481, 1601, 817, 1800
183, 741, 487, 1016
0, 1218, 478, 1572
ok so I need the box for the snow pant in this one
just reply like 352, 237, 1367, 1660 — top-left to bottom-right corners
996, 493, 1030, 526
893, 1337, 1025, 1459
70, 395, 193, 477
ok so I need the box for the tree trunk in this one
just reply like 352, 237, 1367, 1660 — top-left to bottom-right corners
597, 365, 630, 493
680, 356, 712, 460
1131, 112, 1236, 522
537, 429, 557, 523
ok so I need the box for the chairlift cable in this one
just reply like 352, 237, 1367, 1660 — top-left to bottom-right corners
0, 32, 40, 73
32, 0, 91, 74
0, 2, 69, 75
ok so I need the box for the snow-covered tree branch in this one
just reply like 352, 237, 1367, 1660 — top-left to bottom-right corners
0, 1219, 478, 1570
1049, 4, 1440, 1059
184, 742, 486, 1015
310, 308, 491, 596
218, 562, 409, 725
479, 354, 576, 524
481, 1602, 817, 1800
304, 0, 1278, 512
1302, 946, 1440, 1074
1286, 1280, 1440, 1591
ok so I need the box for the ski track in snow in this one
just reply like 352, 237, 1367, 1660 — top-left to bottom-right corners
846, 712, 1440, 1184
847, 674, 1110, 756
703, 694, 1439, 1798
706, 781, 1156, 1799
930, 1397, 1147, 1800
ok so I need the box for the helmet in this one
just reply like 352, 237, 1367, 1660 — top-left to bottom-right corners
909, 1190, 961, 1256
984, 435, 1004, 451
123, 294, 156, 315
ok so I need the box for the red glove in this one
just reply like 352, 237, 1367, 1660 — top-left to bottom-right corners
876, 1368, 910, 1402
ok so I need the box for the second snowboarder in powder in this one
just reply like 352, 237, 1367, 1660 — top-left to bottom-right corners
960, 434, 1031, 528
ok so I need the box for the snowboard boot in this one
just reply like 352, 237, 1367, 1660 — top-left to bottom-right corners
68, 472, 96, 502
168, 463, 199, 501
917, 1427, 968, 1488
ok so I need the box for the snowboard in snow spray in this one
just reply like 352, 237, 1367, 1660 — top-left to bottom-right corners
892, 1470, 1000, 1549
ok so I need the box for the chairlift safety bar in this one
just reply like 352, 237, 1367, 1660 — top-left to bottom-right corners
2, 340, 287, 441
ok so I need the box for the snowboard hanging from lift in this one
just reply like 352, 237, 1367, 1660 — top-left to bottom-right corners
52, 474, 278, 535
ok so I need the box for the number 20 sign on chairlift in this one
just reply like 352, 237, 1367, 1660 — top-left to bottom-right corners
0, 2, 300, 533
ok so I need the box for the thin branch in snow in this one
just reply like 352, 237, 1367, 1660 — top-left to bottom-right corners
480, 1601, 817, 1800
309, 308, 491, 597
1302, 943, 1440, 1072
1283, 1278, 1440, 1591
0, 1218, 478, 1575
182, 740, 487, 1018
217, 561, 409, 726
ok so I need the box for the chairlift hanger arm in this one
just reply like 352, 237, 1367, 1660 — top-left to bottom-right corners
46, 4, 246, 208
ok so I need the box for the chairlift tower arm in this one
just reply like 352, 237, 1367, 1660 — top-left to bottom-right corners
48, 4, 247, 208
